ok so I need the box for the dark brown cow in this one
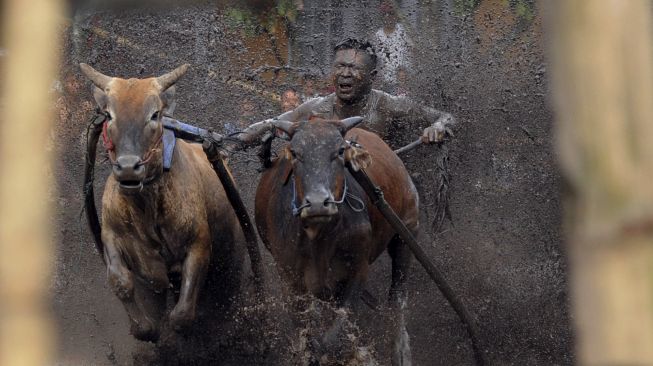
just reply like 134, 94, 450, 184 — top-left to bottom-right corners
255, 118, 419, 365
80, 63, 245, 342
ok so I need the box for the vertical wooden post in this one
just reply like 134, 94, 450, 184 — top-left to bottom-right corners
0, 0, 64, 365
550, 0, 653, 364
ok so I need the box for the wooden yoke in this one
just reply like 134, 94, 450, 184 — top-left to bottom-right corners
202, 140, 265, 293
345, 160, 488, 366
83, 112, 107, 262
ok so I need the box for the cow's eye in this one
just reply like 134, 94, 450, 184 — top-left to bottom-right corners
150, 111, 159, 121
338, 147, 346, 156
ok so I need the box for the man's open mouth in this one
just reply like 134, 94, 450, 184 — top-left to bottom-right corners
338, 82, 353, 93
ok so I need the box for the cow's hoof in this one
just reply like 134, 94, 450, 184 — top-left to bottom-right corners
130, 319, 159, 342
168, 305, 195, 332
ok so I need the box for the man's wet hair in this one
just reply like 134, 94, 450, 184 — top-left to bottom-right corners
333, 38, 378, 69
282, 86, 298, 94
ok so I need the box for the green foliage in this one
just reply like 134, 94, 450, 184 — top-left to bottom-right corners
225, 0, 298, 37
452, 0, 534, 23
453, 0, 481, 15
225, 7, 260, 37
512, 0, 534, 22
277, 0, 298, 23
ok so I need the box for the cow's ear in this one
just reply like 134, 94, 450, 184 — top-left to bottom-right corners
344, 145, 371, 172
161, 85, 176, 116
92, 86, 108, 110
281, 147, 294, 185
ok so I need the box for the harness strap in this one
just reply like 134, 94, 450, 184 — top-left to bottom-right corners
345, 162, 487, 366
291, 178, 310, 216
139, 131, 163, 166
162, 128, 176, 171
84, 111, 108, 262
101, 119, 116, 162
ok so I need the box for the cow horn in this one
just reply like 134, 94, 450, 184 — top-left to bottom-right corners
340, 116, 364, 133
272, 119, 296, 136
80, 63, 112, 90
156, 64, 190, 91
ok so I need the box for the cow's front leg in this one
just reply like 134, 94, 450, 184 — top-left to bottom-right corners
168, 238, 211, 332
312, 260, 369, 358
104, 234, 164, 342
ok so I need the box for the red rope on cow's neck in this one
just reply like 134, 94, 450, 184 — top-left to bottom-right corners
101, 120, 117, 162
140, 133, 163, 166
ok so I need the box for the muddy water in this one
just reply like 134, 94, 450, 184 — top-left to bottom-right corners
53, 1, 572, 365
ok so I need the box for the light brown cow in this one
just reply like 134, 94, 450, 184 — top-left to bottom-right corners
80, 63, 245, 342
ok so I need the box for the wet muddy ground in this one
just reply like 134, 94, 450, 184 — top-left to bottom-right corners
52, 2, 573, 365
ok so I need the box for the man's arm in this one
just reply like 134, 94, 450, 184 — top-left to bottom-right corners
380, 92, 455, 143
234, 99, 318, 147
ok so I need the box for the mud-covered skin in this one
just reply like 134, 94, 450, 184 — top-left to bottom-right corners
82, 65, 245, 342
255, 121, 419, 365
238, 47, 454, 148
281, 90, 453, 143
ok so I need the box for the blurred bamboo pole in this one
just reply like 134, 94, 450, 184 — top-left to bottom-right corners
550, 0, 653, 364
0, 0, 64, 365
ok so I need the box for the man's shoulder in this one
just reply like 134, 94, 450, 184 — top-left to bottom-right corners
300, 93, 334, 108
302, 93, 334, 104
372, 89, 391, 97
371, 89, 401, 102
370, 89, 414, 113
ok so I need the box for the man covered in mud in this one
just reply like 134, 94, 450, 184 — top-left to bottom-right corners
236, 38, 454, 149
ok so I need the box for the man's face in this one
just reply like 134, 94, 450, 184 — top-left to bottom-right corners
281, 90, 300, 112
332, 49, 374, 104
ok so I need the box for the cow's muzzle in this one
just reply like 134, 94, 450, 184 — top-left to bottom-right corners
113, 155, 146, 191
299, 190, 339, 221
